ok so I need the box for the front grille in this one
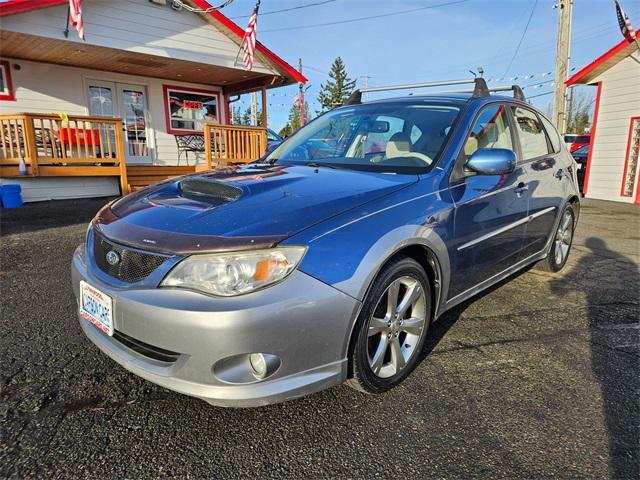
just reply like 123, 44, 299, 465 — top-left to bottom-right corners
113, 330, 180, 363
93, 232, 168, 283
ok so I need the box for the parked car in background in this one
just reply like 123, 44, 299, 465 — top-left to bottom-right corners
72, 79, 580, 407
572, 144, 589, 194
564, 133, 590, 153
265, 128, 283, 155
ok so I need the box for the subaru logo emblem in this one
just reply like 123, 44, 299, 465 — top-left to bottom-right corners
106, 250, 120, 266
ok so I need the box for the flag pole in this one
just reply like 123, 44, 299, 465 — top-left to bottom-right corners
63, 5, 70, 38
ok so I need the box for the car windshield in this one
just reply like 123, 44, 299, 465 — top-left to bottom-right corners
575, 135, 590, 143
266, 102, 461, 173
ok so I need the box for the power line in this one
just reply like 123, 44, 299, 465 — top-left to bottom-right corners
502, 0, 539, 77
303, 65, 331, 75
528, 90, 554, 99
228, 0, 338, 19
262, 0, 471, 33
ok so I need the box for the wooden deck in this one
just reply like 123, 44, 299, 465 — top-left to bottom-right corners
0, 112, 128, 192
126, 166, 198, 191
0, 113, 269, 195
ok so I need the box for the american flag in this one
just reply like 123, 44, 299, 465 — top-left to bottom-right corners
69, 0, 85, 40
242, 1, 260, 71
615, 0, 636, 41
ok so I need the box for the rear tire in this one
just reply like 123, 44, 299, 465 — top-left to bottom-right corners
347, 256, 431, 394
537, 204, 575, 272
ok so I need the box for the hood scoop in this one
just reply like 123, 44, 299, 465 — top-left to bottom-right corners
179, 178, 243, 203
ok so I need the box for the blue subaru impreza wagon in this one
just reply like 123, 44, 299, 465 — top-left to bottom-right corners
72, 79, 580, 407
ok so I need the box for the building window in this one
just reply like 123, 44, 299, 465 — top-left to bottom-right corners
163, 85, 220, 134
0, 60, 15, 101
621, 117, 640, 197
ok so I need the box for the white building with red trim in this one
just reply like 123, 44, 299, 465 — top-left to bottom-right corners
566, 38, 640, 205
0, 0, 305, 201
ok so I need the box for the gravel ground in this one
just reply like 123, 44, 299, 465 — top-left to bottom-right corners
1, 197, 638, 479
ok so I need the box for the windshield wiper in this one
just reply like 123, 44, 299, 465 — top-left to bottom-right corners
305, 162, 340, 169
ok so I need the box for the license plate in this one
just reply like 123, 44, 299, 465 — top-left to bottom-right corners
80, 281, 113, 336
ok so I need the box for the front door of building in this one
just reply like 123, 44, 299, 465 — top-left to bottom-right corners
86, 80, 153, 164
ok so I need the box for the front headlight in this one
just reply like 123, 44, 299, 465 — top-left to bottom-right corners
161, 247, 307, 297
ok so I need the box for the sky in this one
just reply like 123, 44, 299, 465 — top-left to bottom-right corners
220, 0, 640, 132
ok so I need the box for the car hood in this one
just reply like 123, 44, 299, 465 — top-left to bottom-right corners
100, 164, 417, 254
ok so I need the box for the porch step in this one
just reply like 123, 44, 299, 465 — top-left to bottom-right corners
126, 165, 197, 191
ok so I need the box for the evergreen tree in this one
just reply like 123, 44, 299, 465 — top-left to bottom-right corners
240, 106, 263, 126
280, 100, 310, 137
316, 57, 356, 114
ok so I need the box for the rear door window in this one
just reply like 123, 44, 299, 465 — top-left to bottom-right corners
512, 107, 550, 161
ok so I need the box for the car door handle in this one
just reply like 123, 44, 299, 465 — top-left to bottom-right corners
514, 182, 528, 195
555, 168, 563, 179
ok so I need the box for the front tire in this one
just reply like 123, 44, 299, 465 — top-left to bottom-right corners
347, 256, 431, 394
537, 204, 575, 272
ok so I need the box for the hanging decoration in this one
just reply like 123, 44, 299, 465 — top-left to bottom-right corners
68, 0, 85, 40
241, 0, 261, 71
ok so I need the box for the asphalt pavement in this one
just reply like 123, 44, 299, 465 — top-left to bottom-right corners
1, 197, 638, 479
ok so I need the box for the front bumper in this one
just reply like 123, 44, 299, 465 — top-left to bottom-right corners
71, 244, 360, 407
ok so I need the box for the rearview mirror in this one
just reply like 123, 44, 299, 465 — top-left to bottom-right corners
365, 120, 390, 133
466, 148, 516, 176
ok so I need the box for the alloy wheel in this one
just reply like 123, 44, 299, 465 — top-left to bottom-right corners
367, 276, 427, 379
554, 210, 574, 266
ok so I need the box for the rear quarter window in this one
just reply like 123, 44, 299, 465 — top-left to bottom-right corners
540, 115, 562, 153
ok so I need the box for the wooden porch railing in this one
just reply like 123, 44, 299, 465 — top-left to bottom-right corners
203, 124, 268, 168
0, 113, 128, 194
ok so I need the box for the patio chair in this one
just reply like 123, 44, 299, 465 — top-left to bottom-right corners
1, 124, 62, 159
175, 134, 205, 166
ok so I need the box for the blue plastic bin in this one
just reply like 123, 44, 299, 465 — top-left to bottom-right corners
1, 184, 23, 208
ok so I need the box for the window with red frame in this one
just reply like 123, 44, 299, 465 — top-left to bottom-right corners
0, 60, 15, 101
621, 117, 640, 197
163, 85, 220, 134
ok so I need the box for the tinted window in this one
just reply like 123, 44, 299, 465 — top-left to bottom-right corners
564, 134, 577, 143
463, 104, 513, 159
512, 107, 549, 160
540, 114, 561, 153
575, 135, 590, 143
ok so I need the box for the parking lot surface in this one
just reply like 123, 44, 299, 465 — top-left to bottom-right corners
1, 197, 638, 479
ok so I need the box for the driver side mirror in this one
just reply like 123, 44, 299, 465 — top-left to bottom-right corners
466, 148, 516, 176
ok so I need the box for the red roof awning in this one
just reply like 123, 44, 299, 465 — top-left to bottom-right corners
566, 38, 638, 86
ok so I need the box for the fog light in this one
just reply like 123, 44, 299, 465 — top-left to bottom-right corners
249, 353, 268, 379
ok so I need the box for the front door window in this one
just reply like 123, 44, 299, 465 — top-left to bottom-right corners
86, 80, 153, 164
88, 86, 114, 117
121, 88, 148, 158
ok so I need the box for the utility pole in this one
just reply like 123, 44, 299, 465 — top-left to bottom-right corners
552, 0, 573, 133
250, 91, 258, 126
298, 58, 306, 127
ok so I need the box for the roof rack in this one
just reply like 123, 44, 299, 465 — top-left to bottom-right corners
344, 78, 526, 104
